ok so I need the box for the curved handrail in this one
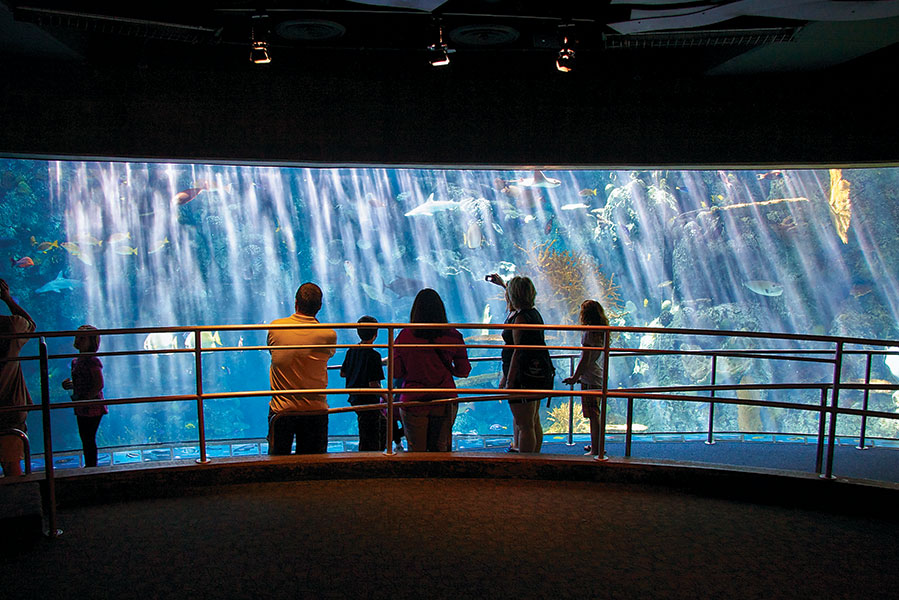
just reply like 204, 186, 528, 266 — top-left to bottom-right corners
2, 320, 899, 539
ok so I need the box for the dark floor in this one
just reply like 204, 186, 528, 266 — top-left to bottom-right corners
2, 473, 898, 600
502, 438, 899, 483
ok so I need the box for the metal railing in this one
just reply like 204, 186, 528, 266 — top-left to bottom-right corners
3, 321, 899, 538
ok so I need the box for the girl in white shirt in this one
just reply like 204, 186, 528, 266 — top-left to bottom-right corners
563, 300, 609, 457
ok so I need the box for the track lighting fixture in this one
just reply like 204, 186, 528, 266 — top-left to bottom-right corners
428, 23, 453, 67
250, 11, 272, 64
556, 24, 576, 73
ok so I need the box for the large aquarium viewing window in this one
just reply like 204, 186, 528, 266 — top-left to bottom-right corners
2, 159, 898, 452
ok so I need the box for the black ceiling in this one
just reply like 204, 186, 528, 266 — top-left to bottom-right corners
3, 1, 899, 79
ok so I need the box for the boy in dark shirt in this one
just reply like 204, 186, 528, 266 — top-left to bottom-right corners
340, 316, 387, 451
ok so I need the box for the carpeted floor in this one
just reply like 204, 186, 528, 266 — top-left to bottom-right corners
2, 475, 898, 600
472, 439, 899, 483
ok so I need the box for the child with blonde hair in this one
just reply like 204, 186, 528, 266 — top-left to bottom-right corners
563, 300, 609, 457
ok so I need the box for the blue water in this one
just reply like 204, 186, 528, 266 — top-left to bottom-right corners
2, 160, 898, 451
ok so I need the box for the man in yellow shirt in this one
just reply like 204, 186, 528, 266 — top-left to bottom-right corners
267, 282, 337, 454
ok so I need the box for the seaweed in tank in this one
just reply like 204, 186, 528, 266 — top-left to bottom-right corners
544, 403, 590, 434
518, 239, 623, 323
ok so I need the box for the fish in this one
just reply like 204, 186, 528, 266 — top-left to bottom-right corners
544, 216, 555, 235
114, 246, 138, 256
36, 240, 58, 253
776, 216, 797, 232
10, 256, 34, 268
463, 333, 504, 343
497, 261, 516, 274
173, 187, 205, 205
579, 188, 598, 196
35, 271, 82, 293
643, 298, 649, 308
480, 303, 492, 336
489, 423, 508, 431
361, 282, 390, 305
403, 193, 461, 217
491, 222, 504, 235
385, 276, 425, 297
107, 232, 131, 245
523, 215, 536, 223
511, 170, 561, 188
885, 348, 899, 379
828, 169, 852, 244
464, 221, 483, 249
147, 237, 170, 254
849, 284, 872, 298
143, 332, 179, 351
364, 192, 387, 208
185, 423, 196, 430
172, 182, 232, 206
743, 280, 784, 297
183, 331, 223, 349
343, 260, 357, 281
61, 241, 82, 254
456, 371, 502, 388
494, 177, 516, 197
658, 280, 673, 288
560, 202, 589, 211
73, 252, 94, 266
757, 170, 784, 181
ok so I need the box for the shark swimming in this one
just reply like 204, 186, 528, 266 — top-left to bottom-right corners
403, 193, 462, 217
35, 271, 83, 294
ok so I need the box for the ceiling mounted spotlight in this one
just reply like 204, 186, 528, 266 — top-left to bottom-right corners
250, 11, 271, 64
556, 23, 576, 73
428, 22, 453, 67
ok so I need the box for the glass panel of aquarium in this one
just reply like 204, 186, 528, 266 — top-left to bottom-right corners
2, 160, 897, 448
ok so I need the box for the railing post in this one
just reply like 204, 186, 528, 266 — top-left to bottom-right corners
857, 352, 872, 450
594, 327, 611, 461
706, 355, 718, 445
39, 338, 61, 537
625, 396, 633, 458
194, 330, 210, 464
823, 341, 843, 479
566, 355, 575, 446
384, 326, 395, 456
815, 386, 827, 474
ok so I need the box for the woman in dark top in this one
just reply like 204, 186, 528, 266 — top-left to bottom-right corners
62, 325, 107, 467
393, 288, 471, 452
488, 275, 553, 453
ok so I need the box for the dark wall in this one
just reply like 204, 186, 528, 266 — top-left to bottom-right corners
1, 59, 896, 166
